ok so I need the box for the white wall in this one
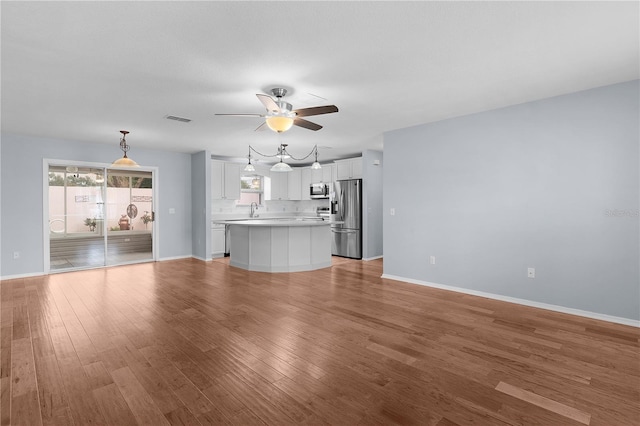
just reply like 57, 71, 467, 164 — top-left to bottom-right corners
191, 151, 211, 261
362, 149, 383, 259
0, 133, 193, 277
383, 80, 639, 321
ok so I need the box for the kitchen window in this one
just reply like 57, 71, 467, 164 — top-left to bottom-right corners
237, 175, 264, 205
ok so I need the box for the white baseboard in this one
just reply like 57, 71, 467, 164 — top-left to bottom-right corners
191, 255, 210, 262
363, 255, 383, 261
158, 255, 193, 262
0, 271, 46, 281
381, 274, 640, 328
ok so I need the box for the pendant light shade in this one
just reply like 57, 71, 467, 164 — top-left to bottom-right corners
271, 159, 293, 172
112, 130, 139, 168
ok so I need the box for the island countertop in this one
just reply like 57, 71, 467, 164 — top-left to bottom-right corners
214, 218, 341, 226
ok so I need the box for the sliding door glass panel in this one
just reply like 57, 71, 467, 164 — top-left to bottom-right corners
48, 166, 106, 271
105, 170, 153, 265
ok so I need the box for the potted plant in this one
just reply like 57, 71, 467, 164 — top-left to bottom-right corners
84, 217, 97, 232
141, 211, 152, 229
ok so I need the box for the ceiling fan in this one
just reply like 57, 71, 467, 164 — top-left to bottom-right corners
215, 88, 338, 132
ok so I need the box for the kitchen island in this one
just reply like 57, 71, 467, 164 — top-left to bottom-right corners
216, 219, 331, 272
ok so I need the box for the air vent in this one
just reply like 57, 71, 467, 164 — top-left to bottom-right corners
165, 115, 192, 123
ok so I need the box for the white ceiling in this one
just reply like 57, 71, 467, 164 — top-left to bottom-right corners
2, 1, 638, 165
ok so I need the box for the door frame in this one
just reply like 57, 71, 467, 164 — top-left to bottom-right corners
43, 158, 159, 273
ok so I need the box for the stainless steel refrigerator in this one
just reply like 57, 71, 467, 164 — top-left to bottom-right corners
331, 179, 362, 259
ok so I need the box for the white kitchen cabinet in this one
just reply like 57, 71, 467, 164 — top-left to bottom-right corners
300, 168, 311, 200
310, 166, 322, 183
211, 224, 226, 258
322, 164, 335, 183
311, 164, 334, 184
334, 157, 362, 180
269, 172, 289, 200
211, 160, 242, 200
288, 168, 302, 200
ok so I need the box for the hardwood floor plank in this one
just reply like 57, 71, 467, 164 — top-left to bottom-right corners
33, 354, 73, 426
0, 377, 10, 426
11, 338, 42, 425
56, 355, 108, 425
496, 381, 591, 425
111, 366, 171, 426
92, 382, 139, 426
164, 405, 202, 426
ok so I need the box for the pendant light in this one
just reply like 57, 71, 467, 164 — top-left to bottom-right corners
311, 148, 322, 170
246, 143, 321, 172
244, 146, 256, 172
111, 130, 139, 168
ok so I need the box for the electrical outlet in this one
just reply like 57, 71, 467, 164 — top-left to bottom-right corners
13, 251, 20, 259
390, 208, 395, 216
430, 256, 436, 265
528, 267, 535, 278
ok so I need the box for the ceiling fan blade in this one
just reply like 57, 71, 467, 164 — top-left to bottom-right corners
293, 105, 338, 117
214, 113, 264, 117
294, 117, 323, 131
256, 94, 280, 113
254, 122, 268, 132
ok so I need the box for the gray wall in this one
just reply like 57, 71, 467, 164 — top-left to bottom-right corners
0, 133, 193, 277
191, 151, 211, 260
362, 149, 383, 259
383, 80, 639, 321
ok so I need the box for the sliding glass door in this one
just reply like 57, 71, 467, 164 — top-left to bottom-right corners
48, 164, 154, 272
48, 166, 106, 270
105, 169, 154, 266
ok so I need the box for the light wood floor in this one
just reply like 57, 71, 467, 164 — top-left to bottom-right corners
1, 257, 638, 425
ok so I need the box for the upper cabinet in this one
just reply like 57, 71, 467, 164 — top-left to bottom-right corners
288, 168, 302, 200
211, 160, 241, 200
334, 157, 363, 180
311, 164, 334, 184
269, 172, 288, 200
300, 168, 311, 201
270, 169, 303, 201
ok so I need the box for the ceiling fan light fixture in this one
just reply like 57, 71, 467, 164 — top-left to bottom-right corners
265, 115, 294, 133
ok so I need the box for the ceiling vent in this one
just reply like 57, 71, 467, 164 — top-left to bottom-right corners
165, 115, 192, 123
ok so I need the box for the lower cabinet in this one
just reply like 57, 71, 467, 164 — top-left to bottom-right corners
211, 224, 225, 258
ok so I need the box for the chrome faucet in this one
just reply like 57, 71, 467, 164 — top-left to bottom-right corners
250, 202, 259, 218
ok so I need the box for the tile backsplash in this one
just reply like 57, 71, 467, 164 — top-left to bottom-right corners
212, 199, 330, 217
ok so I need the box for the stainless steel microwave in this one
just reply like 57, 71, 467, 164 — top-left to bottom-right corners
310, 183, 330, 199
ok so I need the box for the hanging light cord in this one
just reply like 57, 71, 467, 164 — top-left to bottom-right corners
248, 144, 318, 161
